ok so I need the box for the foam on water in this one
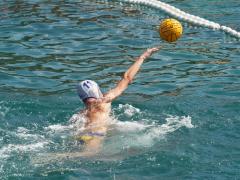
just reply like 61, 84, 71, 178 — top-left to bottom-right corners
0, 103, 194, 167
0, 126, 50, 160
44, 124, 74, 133
0, 142, 49, 159
106, 105, 194, 149
112, 104, 193, 133
16, 127, 45, 140
118, 104, 141, 117
135, 115, 194, 146
111, 120, 149, 132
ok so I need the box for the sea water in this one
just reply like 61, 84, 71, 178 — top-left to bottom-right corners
0, 0, 239, 179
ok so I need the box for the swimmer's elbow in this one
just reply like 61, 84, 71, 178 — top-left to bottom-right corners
123, 72, 133, 84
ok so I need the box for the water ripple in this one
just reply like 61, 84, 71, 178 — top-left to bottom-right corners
0, 1, 239, 178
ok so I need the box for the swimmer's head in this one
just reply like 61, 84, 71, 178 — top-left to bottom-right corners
77, 80, 103, 102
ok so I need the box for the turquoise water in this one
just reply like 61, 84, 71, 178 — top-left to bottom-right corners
0, 0, 240, 179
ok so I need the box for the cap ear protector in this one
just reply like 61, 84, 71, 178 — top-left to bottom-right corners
77, 80, 103, 101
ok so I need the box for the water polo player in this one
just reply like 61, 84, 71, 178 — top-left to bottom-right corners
58, 47, 160, 158
70, 47, 159, 154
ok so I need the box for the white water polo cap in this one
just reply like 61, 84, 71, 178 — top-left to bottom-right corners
77, 80, 103, 101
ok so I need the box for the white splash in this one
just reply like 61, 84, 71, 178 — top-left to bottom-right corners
17, 127, 45, 140
135, 115, 193, 146
0, 104, 194, 163
109, 110, 194, 148
118, 104, 141, 117
0, 142, 49, 159
112, 120, 151, 132
0, 127, 50, 160
44, 124, 74, 132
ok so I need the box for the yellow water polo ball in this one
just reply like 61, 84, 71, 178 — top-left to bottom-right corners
159, 18, 183, 42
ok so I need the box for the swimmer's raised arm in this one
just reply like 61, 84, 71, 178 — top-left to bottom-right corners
102, 47, 160, 103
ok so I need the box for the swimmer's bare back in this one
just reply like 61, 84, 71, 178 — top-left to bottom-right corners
53, 47, 161, 159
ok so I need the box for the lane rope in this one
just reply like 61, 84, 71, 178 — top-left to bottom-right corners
106, 0, 240, 38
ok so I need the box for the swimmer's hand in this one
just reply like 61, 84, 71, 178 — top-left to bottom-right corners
141, 46, 161, 59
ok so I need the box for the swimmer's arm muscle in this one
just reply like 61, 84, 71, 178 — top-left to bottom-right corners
103, 47, 160, 102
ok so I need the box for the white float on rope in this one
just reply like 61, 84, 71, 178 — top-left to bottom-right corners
113, 0, 240, 38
